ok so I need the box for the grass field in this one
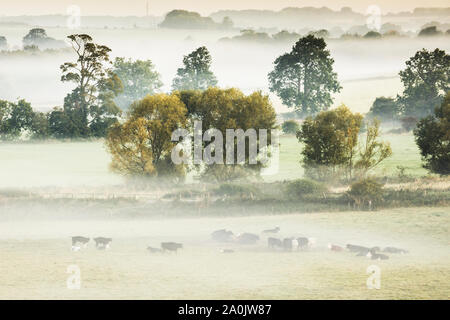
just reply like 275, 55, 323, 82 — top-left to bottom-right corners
0, 207, 448, 299
0, 132, 427, 189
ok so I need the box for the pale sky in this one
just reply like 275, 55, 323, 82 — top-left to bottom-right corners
0, 0, 449, 16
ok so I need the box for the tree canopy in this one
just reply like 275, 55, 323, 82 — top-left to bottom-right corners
268, 35, 341, 116
297, 105, 391, 181
112, 57, 163, 110
414, 92, 450, 175
55, 34, 123, 138
398, 48, 449, 117
106, 93, 188, 180
172, 46, 218, 91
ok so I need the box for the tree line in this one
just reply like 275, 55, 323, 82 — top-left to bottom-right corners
1, 33, 448, 177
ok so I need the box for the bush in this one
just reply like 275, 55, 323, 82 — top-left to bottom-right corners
347, 178, 383, 209
281, 120, 300, 134
286, 179, 327, 199
215, 183, 260, 199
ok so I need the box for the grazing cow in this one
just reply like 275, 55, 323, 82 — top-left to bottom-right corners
367, 249, 389, 260
297, 237, 309, 250
346, 244, 370, 253
383, 247, 408, 254
283, 238, 293, 251
236, 233, 259, 245
72, 236, 89, 247
268, 237, 283, 249
147, 246, 163, 253
262, 227, 280, 234
211, 229, 234, 242
94, 237, 112, 249
220, 249, 234, 253
328, 244, 344, 252
161, 242, 183, 253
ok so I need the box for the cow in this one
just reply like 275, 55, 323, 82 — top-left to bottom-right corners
72, 236, 89, 247
283, 238, 294, 251
328, 244, 344, 252
346, 244, 370, 253
297, 237, 309, 250
211, 229, 234, 242
367, 249, 389, 260
262, 227, 280, 234
383, 247, 408, 254
94, 237, 112, 249
161, 242, 183, 253
236, 233, 259, 245
268, 237, 283, 249
147, 246, 163, 253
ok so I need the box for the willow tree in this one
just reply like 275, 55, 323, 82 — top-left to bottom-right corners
268, 35, 341, 116
106, 93, 188, 181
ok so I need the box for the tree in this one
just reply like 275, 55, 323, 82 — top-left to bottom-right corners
413, 92, 450, 175
30, 112, 49, 139
0, 36, 7, 50
0, 99, 34, 139
268, 35, 341, 116
22, 28, 65, 50
23, 28, 47, 47
398, 48, 449, 117
354, 119, 392, 178
281, 120, 300, 134
364, 31, 382, 38
172, 46, 218, 91
297, 106, 392, 182
106, 93, 188, 180
297, 105, 362, 181
112, 57, 163, 110
418, 26, 442, 37
178, 87, 277, 182
367, 97, 400, 122
58, 34, 122, 138
159, 10, 218, 30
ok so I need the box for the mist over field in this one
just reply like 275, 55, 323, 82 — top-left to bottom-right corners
0, 3, 449, 301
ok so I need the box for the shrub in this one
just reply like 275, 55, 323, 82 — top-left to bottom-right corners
347, 178, 383, 209
215, 183, 260, 199
281, 120, 300, 134
286, 179, 327, 199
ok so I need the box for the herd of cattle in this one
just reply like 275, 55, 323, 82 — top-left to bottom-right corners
71, 226, 408, 260
210, 227, 409, 260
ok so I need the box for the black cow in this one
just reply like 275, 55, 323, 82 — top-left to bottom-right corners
268, 237, 283, 249
94, 237, 112, 249
368, 249, 389, 260
383, 247, 408, 254
161, 242, 183, 253
283, 238, 294, 251
211, 229, 234, 242
72, 236, 89, 247
297, 237, 309, 250
262, 227, 280, 234
346, 244, 370, 253
236, 233, 259, 245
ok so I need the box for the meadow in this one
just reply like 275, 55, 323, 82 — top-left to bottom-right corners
0, 207, 448, 299
0, 132, 427, 189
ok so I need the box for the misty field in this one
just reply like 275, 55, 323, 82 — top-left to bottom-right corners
0, 132, 426, 188
0, 207, 448, 299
